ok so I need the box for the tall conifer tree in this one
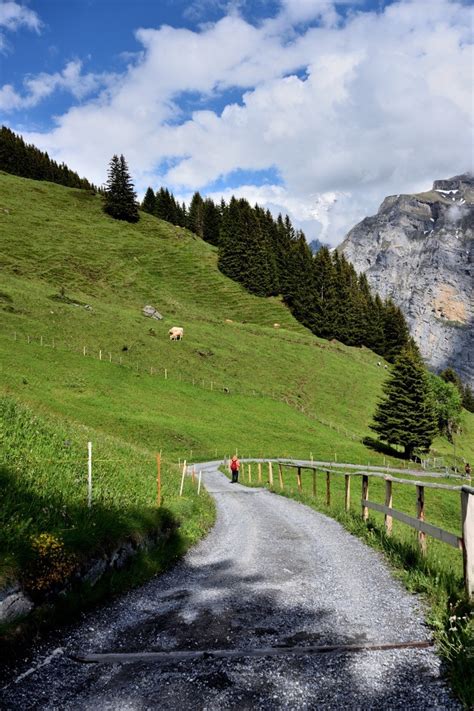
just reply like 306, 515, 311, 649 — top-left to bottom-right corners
370, 345, 438, 459
141, 187, 156, 214
103, 154, 139, 223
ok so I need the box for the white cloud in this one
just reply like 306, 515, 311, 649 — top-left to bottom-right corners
14, 0, 474, 244
0, 60, 115, 111
0, 1, 41, 51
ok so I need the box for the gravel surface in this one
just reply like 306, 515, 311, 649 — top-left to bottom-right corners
0, 462, 459, 710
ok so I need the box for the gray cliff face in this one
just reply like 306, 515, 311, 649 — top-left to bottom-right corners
340, 174, 474, 387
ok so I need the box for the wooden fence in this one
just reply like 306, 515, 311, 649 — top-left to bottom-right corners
268, 462, 474, 598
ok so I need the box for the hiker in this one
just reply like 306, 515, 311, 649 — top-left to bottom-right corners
465, 462, 472, 478
230, 455, 240, 483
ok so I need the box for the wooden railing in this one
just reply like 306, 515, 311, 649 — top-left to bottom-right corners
263, 461, 474, 598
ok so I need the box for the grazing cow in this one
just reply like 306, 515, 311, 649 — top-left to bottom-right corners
273, 323, 280, 328
169, 326, 184, 341
377, 361, 381, 367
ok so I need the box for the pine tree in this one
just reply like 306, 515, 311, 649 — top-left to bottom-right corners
284, 233, 315, 327
202, 198, 221, 246
370, 345, 438, 459
0, 125, 95, 190
103, 154, 139, 223
382, 298, 410, 361
141, 187, 156, 214
187, 192, 204, 237
312, 247, 338, 339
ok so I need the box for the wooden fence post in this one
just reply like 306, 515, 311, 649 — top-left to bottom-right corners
416, 485, 427, 555
297, 467, 302, 493
87, 441, 92, 509
385, 479, 393, 535
268, 461, 274, 487
312, 469, 316, 498
362, 475, 369, 520
156, 453, 161, 507
326, 470, 331, 506
278, 463, 284, 490
179, 460, 187, 496
258, 462, 262, 484
248, 464, 252, 483
344, 474, 351, 513
198, 470, 202, 495
461, 488, 474, 598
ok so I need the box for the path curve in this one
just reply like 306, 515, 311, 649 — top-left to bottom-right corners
0, 462, 459, 709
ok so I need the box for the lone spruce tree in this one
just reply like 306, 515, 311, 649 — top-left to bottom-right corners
370, 345, 438, 459
103, 154, 139, 223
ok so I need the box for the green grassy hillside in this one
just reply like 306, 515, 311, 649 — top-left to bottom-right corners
1, 171, 472, 700
0, 171, 473, 595
0, 171, 472, 462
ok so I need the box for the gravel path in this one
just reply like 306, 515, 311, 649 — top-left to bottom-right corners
0, 463, 459, 710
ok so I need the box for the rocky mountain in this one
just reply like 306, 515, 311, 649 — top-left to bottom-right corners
340, 174, 473, 387
308, 238, 327, 254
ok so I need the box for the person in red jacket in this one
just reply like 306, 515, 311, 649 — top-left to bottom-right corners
230, 455, 240, 483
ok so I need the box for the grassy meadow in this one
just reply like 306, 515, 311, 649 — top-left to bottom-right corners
0, 171, 473, 670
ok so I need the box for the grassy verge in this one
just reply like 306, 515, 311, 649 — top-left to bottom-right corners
223, 461, 474, 707
0, 396, 215, 644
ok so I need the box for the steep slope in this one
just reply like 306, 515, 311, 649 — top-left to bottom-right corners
0, 171, 472, 467
340, 174, 474, 387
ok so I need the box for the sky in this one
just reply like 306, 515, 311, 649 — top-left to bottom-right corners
0, 0, 472, 244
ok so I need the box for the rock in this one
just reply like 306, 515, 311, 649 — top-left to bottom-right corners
0, 584, 34, 623
340, 174, 474, 387
83, 558, 108, 587
110, 542, 135, 570
143, 305, 163, 320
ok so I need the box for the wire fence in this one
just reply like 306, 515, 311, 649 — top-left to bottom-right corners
7, 330, 363, 443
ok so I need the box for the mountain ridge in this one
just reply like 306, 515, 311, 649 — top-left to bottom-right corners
340, 174, 474, 387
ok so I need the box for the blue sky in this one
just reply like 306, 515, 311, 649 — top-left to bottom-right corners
0, 0, 472, 243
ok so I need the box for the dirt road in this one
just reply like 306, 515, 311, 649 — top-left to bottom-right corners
0, 463, 458, 709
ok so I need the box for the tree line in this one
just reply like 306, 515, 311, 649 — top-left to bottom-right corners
0, 126, 96, 191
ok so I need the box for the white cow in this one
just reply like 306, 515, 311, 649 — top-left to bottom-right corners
169, 326, 184, 341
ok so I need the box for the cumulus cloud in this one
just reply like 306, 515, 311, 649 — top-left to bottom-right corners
13, 0, 474, 244
0, 1, 41, 51
0, 60, 115, 111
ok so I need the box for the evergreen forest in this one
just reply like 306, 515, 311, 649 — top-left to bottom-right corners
0, 126, 96, 191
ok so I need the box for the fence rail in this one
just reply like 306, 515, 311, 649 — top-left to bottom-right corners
251, 459, 474, 598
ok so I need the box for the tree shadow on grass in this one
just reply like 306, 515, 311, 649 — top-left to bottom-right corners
362, 436, 418, 462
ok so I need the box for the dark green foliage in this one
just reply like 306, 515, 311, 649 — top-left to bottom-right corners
427, 373, 462, 440
187, 192, 204, 238
370, 346, 438, 458
202, 198, 222, 246
440, 367, 474, 413
141, 187, 156, 214
462, 384, 474, 413
218, 197, 277, 296
0, 126, 95, 191
103, 154, 139, 223
284, 234, 315, 327
382, 298, 410, 362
